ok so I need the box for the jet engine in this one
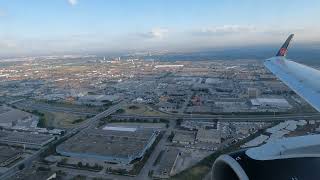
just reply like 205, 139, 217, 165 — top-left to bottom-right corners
211, 134, 320, 180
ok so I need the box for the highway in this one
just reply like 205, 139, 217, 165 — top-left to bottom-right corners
67, 101, 125, 135
136, 119, 175, 179
1, 101, 125, 180
5, 100, 320, 180
112, 113, 320, 122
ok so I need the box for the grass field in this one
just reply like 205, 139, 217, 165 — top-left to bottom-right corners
123, 104, 168, 116
34, 100, 103, 114
42, 111, 87, 128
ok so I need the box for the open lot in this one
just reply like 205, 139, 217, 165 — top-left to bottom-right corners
172, 148, 212, 175
122, 104, 168, 116
42, 111, 87, 128
12, 100, 100, 128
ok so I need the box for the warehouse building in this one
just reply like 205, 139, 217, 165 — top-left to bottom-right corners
0, 131, 55, 149
172, 131, 196, 145
57, 126, 159, 164
250, 98, 291, 109
196, 128, 221, 144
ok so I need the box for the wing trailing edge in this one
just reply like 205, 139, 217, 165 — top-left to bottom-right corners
264, 34, 320, 112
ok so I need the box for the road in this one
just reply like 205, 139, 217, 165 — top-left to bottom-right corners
49, 100, 169, 180
136, 119, 176, 180
112, 113, 320, 122
8, 100, 320, 180
2, 101, 125, 180
67, 101, 125, 136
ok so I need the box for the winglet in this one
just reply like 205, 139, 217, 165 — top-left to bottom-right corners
276, 34, 294, 56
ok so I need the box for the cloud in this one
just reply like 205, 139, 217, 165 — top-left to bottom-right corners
139, 28, 169, 39
0, 40, 19, 56
193, 25, 257, 36
1, 24, 320, 56
68, 0, 78, 6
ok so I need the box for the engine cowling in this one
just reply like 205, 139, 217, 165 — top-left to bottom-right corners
211, 134, 320, 180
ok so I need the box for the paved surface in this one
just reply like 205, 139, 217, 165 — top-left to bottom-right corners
135, 120, 175, 180
7, 100, 319, 180
112, 113, 320, 122
2, 102, 125, 180
68, 101, 125, 136
52, 165, 126, 180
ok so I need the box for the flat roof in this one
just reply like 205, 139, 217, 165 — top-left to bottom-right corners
0, 131, 54, 146
102, 126, 137, 132
57, 128, 157, 159
251, 98, 290, 106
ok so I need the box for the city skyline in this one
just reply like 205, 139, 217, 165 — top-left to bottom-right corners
1, 0, 320, 56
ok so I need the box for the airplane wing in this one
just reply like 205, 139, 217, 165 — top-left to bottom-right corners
264, 34, 320, 111
212, 35, 320, 180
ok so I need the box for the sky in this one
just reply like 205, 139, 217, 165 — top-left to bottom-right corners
0, 0, 320, 56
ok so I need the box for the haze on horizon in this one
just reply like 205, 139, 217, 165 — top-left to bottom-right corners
1, 0, 320, 56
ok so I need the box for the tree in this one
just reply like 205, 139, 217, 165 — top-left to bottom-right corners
61, 158, 68, 164
176, 118, 182, 126
116, 109, 125, 114
168, 131, 175, 142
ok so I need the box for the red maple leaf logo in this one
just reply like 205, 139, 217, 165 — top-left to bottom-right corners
280, 48, 287, 56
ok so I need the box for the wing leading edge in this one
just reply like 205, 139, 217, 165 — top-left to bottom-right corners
264, 34, 320, 112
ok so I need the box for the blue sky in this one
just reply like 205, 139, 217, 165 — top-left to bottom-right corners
0, 0, 320, 56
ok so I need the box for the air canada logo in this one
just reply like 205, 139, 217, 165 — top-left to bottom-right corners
280, 48, 287, 56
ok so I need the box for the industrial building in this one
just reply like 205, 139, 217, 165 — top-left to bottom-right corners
196, 128, 221, 144
172, 131, 196, 145
181, 120, 216, 130
56, 126, 159, 164
77, 95, 120, 105
0, 131, 55, 149
250, 98, 291, 109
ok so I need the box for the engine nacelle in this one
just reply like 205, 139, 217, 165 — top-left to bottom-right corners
212, 134, 320, 180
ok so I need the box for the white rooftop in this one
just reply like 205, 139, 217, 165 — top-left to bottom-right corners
250, 98, 291, 108
102, 126, 137, 132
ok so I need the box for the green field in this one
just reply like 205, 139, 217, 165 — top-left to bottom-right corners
122, 104, 168, 116
42, 111, 88, 128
